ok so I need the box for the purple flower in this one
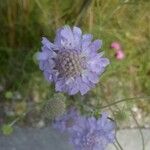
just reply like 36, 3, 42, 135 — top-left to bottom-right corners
37, 25, 109, 95
70, 113, 116, 150
53, 108, 79, 133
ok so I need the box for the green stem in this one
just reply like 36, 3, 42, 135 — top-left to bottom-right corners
100, 96, 150, 109
130, 110, 145, 150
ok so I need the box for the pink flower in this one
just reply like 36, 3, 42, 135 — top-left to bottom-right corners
110, 41, 125, 60
115, 49, 125, 60
111, 42, 121, 50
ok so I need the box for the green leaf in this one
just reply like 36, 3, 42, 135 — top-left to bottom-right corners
33, 52, 39, 65
5, 91, 13, 99
2, 124, 13, 136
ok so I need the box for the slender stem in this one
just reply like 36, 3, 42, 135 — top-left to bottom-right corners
74, 0, 93, 26
100, 96, 150, 109
115, 138, 124, 150
113, 142, 120, 150
9, 101, 47, 127
130, 110, 145, 150
9, 112, 26, 126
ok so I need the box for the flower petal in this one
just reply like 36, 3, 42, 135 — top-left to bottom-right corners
60, 26, 75, 48
89, 39, 102, 52
36, 52, 48, 60
73, 26, 82, 50
54, 28, 62, 48
42, 37, 55, 49
43, 71, 52, 82
79, 83, 90, 95
82, 34, 93, 51
70, 86, 79, 95
87, 72, 99, 83
55, 79, 65, 92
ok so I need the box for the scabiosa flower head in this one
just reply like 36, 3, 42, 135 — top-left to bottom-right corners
37, 25, 109, 95
70, 113, 116, 150
42, 93, 66, 120
53, 108, 79, 133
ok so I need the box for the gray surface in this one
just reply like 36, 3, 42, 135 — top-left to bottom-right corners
0, 127, 150, 150
107, 129, 150, 150
0, 127, 73, 150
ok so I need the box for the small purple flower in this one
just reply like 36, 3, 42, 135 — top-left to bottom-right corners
70, 113, 116, 150
37, 25, 109, 95
53, 108, 79, 133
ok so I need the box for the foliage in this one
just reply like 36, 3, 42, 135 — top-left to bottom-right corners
1, 124, 14, 136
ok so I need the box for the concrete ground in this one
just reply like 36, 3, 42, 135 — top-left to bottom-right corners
0, 127, 150, 150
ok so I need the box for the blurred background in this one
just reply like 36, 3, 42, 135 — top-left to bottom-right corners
0, 0, 150, 136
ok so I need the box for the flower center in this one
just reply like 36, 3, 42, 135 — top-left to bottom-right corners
83, 134, 94, 149
55, 50, 86, 78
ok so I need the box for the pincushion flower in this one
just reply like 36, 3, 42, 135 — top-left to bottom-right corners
70, 113, 116, 150
37, 25, 109, 95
